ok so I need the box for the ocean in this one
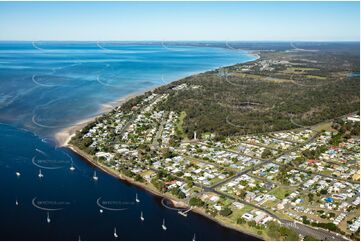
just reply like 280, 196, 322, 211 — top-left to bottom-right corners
0, 42, 259, 240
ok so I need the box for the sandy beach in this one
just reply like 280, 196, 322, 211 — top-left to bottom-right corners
54, 86, 157, 147
54, 117, 94, 147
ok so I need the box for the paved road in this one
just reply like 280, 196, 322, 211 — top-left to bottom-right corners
210, 187, 348, 241
108, 96, 164, 146
210, 159, 272, 189
280, 219, 347, 241
152, 111, 168, 148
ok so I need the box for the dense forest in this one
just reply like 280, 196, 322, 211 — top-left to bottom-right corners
155, 44, 360, 139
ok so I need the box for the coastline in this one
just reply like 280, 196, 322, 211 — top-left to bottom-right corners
58, 50, 263, 239
67, 143, 263, 240
55, 87, 155, 147
248, 50, 261, 60
54, 117, 94, 147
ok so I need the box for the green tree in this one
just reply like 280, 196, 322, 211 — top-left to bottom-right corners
189, 197, 205, 207
219, 207, 233, 217
261, 149, 272, 159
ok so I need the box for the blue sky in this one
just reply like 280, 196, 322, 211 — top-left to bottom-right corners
0, 1, 359, 41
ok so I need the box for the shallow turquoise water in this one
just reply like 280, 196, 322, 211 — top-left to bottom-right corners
0, 42, 255, 139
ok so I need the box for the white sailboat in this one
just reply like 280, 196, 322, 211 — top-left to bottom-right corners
38, 169, 44, 178
93, 171, 98, 181
140, 211, 144, 221
15, 199, 19, 206
46, 212, 51, 223
113, 227, 118, 238
135, 193, 140, 203
16, 171, 21, 177
162, 218, 167, 231
69, 161, 75, 171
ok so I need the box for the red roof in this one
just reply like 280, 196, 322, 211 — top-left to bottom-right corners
164, 180, 177, 185
307, 159, 318, 164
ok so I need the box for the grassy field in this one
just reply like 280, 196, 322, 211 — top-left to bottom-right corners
312, 120, 335, 132
269, 186, 293, 200
283, 67, 320, 74
176, 111, 188, 140
305, 75, 327, 80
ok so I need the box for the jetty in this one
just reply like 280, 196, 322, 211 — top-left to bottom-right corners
177, 207, 193, 217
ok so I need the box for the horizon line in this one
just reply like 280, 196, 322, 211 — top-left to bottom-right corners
0, 40, 359, 43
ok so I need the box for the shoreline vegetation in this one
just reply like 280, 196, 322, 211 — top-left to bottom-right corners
57, 44, 359, 241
